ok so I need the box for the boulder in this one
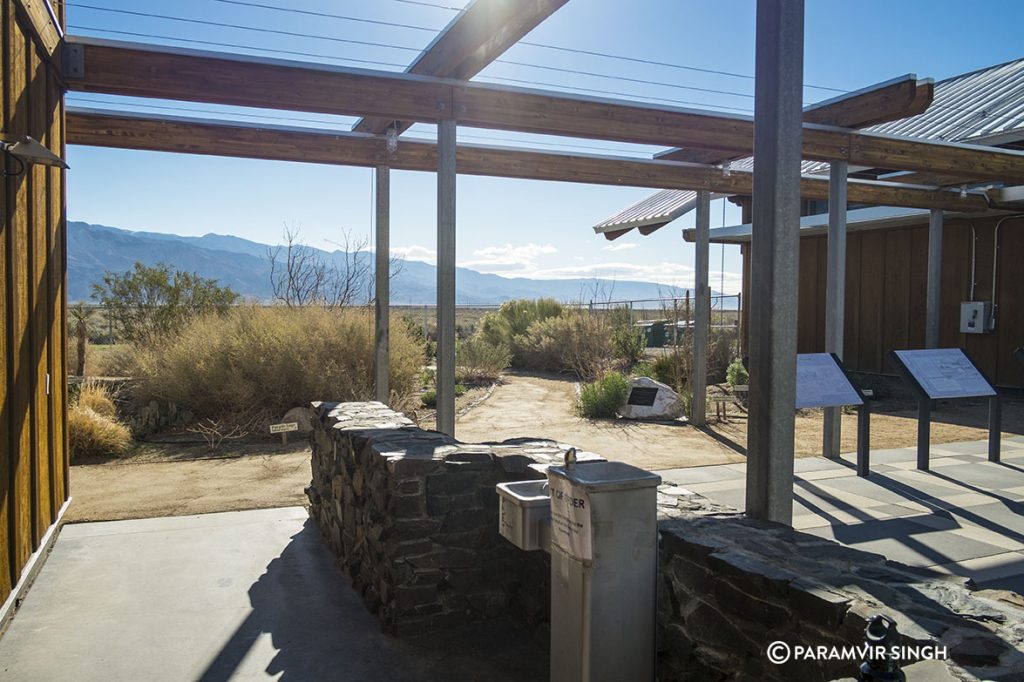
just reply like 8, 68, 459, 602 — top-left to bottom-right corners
281, 406, 315, 433
617, 376, 683, 419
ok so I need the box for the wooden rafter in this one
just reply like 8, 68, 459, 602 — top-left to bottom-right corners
65, 109, 989, 213
656, 76, 934, 165
63, 38, 1024, 185
352, 0, 568, 135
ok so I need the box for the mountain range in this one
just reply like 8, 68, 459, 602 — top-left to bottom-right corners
67, 221, 696, 305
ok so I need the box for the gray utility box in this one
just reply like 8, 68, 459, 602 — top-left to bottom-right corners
960, 301, 993, 333
547, 460, 661, 682
497, 480, 551, 551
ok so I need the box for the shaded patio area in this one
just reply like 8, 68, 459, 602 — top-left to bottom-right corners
656, 436, 1024, 594
0, 507, 545, 682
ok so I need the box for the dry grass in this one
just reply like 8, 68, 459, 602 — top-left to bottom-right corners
77, 380, 118, 419
127, 305, 425, 424
68, 405, 132, 460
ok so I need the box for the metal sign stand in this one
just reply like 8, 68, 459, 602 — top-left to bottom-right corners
888, 350, 1000, 471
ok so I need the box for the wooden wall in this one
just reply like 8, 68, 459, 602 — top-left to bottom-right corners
740, 214, 1024, 388
2, 0, 68, 606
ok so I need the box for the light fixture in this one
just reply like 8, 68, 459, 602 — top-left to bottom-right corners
385, 127, 398, 154
721, 160, 731, 177
1, 134, 69, 174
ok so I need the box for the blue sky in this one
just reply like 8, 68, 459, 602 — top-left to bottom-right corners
65, 0, 1024, 295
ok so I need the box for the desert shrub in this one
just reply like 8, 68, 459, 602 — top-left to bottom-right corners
631, 361, 654, 378
726, 358, 749, 387
519, 311, 615, 380
708, 331, 737, 384
651, 352, 689, 392
92, 344, 139, 377
78, 380, 118, 419
479, 298, 563, 364
68, 405, 131, 459
456, 336, 511, 383
577, 372, 629, 418
420, 384, 466, 408
128, 305, 424, 425
611, 324, 645, 367
92, 262, 238, 343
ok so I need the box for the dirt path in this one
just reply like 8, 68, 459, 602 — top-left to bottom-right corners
456, 373, 1019, 471
68, 449, 311, 522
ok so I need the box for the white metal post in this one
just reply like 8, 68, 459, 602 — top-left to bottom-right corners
926, 209, 944, 348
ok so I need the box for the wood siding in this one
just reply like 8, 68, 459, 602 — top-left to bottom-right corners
2, 0, 67, 605
741, 214, 1024, 388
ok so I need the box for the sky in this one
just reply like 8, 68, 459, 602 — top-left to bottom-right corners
64, 0, 1024, 296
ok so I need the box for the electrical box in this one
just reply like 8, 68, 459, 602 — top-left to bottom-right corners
960, 301, 992, 334
497, 480, 551, 551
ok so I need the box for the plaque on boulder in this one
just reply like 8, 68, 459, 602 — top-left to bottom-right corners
617, 377, 682, 420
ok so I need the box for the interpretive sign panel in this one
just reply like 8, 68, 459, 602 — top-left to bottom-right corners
795, 353, 863, 409
548, 476, 592, 562
892, 349, 995, 399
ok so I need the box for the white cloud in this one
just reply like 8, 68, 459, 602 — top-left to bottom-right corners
391, 245, 436, 264
602, 242, 637, 252
460, 242, 558, 269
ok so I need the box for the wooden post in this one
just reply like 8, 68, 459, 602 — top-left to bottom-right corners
374, 165, 390, 404
745, 0, 804, 526
436, 120, 457, 436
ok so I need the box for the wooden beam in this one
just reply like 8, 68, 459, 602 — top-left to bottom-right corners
656, 77, 934, 165
64, 37, 1024, 184
353, 0, 568, 135
12, 0, 61, 60
65, 109, 990, 212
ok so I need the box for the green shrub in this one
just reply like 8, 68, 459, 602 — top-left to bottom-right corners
68, 405, 131, 459
519, 311, 615, 380
420, 384, 466, 408
127, 305, 425, 425
456, 336, 511, 383
611, 324, 646, 367
709, 331, 737, 384
479, 298, 563, 364
650, 352, 689, 391
631, 361, 654, 378
726, 358, 749, 387
577, 372, 629, 418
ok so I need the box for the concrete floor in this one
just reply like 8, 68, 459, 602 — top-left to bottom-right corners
0, 507, 546, 682
656, 436, 1024, 594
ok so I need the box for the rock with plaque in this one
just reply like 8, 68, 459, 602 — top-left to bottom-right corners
617, 376, 682, 420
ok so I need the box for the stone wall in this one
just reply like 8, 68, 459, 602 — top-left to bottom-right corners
306, 401, 1024, 680
656, 489, 1024, 681
306, 401, 564, 636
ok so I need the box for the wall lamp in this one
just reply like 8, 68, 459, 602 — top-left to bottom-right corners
1, 134, 69, 176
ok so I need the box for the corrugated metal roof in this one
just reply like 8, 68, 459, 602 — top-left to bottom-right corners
595, 57, 1024, 238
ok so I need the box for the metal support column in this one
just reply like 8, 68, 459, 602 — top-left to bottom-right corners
745, 0, 805, 526
925, 209, 944, 348
691, 190, 711, 427
436, 120, 457, 436
823, 160, 848, 458
374, 165, 390, 404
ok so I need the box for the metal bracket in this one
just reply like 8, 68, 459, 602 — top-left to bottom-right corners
62, 43, 84, 79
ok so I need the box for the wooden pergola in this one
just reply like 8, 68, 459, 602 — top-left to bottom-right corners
60, 0, 1024, 525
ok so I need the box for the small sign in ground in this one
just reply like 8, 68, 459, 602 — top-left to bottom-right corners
269, 422, 299, 434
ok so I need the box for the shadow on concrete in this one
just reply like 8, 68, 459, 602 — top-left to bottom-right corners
197, 519, 547, 682
695, 426, 748, 456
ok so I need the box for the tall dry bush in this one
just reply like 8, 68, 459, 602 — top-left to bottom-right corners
78, 380, 118, 419
478, 298, 563, 365
128, 305, 424, 425
68, 406, 132, 459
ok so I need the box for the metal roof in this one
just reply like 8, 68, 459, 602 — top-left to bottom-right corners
595, 57, 1024, 239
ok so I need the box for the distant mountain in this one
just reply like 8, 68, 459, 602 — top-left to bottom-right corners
67, 221, 698, 305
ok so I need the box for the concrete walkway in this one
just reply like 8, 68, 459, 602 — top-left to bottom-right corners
0, 507, 545, 682
656, 436, 1024, 594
